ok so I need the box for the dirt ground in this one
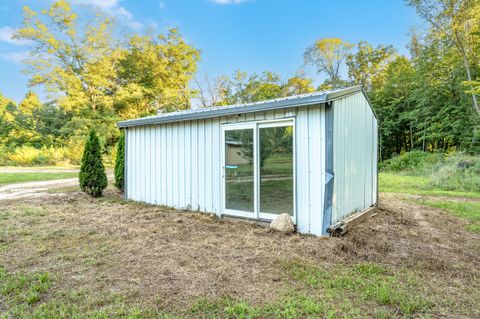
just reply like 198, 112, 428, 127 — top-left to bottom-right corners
1, 190, 479, 317
0, 172, 113, 200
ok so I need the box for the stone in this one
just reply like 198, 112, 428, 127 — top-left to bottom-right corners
270, 213, 294, 234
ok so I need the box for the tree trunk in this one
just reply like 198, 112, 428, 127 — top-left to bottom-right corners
463, 55, 479, 114
410, 122, 414, 151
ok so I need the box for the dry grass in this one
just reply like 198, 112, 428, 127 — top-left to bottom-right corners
1, 190, 479, 318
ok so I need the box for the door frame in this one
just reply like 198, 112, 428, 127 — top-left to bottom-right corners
221, 118, 296, 223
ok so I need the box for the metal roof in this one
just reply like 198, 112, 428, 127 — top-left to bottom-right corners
117, 85, 363, 128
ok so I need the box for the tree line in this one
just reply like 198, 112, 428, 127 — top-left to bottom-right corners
0, 0, 479, 163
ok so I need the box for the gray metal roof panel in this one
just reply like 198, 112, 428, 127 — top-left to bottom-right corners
117, 85, 363, 128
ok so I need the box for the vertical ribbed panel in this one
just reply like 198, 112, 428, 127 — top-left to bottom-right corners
125, 104, 329, 235
332, 91, 378, 222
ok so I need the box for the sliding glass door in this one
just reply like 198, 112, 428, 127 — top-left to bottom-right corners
222, 120, 295, 221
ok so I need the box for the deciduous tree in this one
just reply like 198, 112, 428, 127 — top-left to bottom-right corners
304, 38, 353, 89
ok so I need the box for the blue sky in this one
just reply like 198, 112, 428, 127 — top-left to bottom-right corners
0, 0, 420, 103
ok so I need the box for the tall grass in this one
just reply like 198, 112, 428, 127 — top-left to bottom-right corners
381, 151, 480, 192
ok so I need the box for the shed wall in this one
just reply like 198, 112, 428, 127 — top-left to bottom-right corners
331, 92, 378, 223
125, 104, 326, 235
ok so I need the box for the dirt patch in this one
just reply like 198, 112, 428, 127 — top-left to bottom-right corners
1, 191, 479, 317
0, 173, 113, 200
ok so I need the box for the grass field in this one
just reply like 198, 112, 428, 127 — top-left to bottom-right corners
3, 190, 478, 318
379, 172, 480, 198
379, 172, 480, 233
0, 168, 479, 318
0, 172, 78, 186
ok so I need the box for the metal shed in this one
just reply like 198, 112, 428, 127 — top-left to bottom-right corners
117, 86, 378, 236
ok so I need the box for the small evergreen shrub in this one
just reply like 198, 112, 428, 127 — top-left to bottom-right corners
114, 133, 125, 191
79, 130, 107, 197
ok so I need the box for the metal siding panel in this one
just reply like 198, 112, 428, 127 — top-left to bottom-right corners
185, 121, 192, 209
161, 125, 167, 205
166, 123, 173, 207
284, 107, 296, 118
212, 117, 221, 214
308, 105, 323, 235
254, 112, 265, 121
332, 92, 378, 222
134, 127, 139, 201
265, 110, 275, 120
295, 107, 310, 233
138, 127, 143, 202
131, 127, 135, 200
172, 124, 179, 208
126, 129, 131, 199
237, 114, 246, 122
155, 126, 161, 204
245, 113, 255, 122
178, 122, 186, 208
198, 120, 206, 211
191, 120, 199, 210
148, 126, 153, 204
319, 105, 327, 234
205, 119, 213, 212
273, 109, 284, 119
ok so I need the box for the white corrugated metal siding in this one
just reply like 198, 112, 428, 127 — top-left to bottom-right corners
332, 91, 378, 223
125, 105, 326, 235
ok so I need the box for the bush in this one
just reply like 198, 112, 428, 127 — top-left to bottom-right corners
380, 151, 443, 174
79, 130, 108, 197
381, 151, 480, 192
431, 153, 480, 192
114, 133, 125, 191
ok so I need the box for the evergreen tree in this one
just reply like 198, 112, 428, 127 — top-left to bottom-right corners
114, 132, 125, 191
79, 130, 107, 197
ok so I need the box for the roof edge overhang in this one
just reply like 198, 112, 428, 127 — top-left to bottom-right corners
117, 85, 363, 128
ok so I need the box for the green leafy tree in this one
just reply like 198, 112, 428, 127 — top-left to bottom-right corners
79, 130, 107, 197
203, 71, 315, 107
406, 0, 480, 114
14, 0, 200, 149
304, 38, 353, 89
114, 132, 125, 191
346, 41, 397, 91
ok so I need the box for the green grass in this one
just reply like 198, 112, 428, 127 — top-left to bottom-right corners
0, 172, 78, 186
379, 172, 480, 199
189, 260, 432, 318
0, 267, 51, 311
0, 266, 173, 319
419, 200, 480, 233
6, 260, 428, 319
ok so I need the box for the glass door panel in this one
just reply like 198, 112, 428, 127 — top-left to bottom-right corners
224, 128, 255, 213
259, 125, 294, 216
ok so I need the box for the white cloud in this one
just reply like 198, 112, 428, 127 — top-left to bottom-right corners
110, 6, 143, 30
0, 27, 32, 46
74, 0, 143, 30
210, 0, 250, 4
73, 0, 119, 9
0, 51, 29, 64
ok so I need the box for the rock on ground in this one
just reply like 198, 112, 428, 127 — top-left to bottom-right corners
270, 213, 295, 234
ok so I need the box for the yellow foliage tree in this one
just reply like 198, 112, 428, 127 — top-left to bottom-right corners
304, 38, 353, 89
14, 0, 200, 144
